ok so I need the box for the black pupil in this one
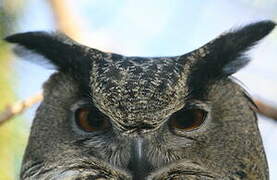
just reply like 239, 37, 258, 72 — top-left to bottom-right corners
170, 109, 205, 130
176, 111, 194, 128
87, 109, 105, 128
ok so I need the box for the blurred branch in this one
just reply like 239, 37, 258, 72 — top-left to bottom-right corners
48, 0, 83, 40
0, 93, 43, 126
254, 99, 277, 121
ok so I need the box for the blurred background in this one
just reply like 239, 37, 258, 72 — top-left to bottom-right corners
0, 0, 276, 179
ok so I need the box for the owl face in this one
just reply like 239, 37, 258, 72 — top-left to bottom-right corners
5, 21, 275, 179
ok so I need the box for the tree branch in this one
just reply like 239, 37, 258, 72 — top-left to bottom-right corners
254, 99, 277, 121
0, 93, 43, 125
48, 0, 84, 40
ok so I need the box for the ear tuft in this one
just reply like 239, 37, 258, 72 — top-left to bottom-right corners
4, 31, 87, 72
185, 20, 275, 97
217, 20, 275, 75
4, 31, 97, 94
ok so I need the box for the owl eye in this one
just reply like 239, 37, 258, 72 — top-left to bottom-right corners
169, 109, 207, 131
75, 108, 111, 132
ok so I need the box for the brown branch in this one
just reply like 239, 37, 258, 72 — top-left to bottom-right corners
254, 99, 277, 121
0, 93, 43, 125
48, 0, 84, 40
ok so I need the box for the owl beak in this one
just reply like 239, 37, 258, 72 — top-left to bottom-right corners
127, 137, 153, 180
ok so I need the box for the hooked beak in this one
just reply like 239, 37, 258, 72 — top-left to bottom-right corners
127, 137, 153, 180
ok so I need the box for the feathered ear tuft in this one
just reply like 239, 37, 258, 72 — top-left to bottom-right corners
4, 31, 90, 73
210, 20, 275, 76
4, 31, 103, 93
184, 20, 276, 97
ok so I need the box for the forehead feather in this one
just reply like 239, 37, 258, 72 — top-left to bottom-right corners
90, 54, 189, 130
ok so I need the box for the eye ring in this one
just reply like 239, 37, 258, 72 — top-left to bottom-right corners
75, 108, 111, 132
168, 109, 207, 131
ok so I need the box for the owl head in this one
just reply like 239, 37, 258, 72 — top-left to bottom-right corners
5, 21, 275, 179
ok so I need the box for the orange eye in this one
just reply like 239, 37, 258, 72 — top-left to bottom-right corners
169, 109, 207, 131
75, 108, 111, 132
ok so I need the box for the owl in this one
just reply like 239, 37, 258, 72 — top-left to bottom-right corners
5, 21, 276, 179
